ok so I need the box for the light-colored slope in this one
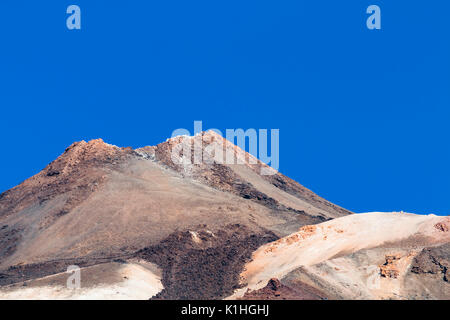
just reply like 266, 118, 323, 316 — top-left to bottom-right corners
283, 247, 421, 299
232, 212, 450, 297
282, 240, 450, 300
0, 261, 163, 300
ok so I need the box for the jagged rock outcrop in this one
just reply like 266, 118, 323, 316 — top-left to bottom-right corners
410, 243, 449, 282
379, 254, 401, 278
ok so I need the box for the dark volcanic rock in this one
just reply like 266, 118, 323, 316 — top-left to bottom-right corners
411, 243, 449, 282
240, 278, 324, 300
137, 224, 278, 300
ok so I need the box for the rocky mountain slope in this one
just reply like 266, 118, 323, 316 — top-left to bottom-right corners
0, 132, 448, 300
235, 212, 449, 300
0, 132, 350, 299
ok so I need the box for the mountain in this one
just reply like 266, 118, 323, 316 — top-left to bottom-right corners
0, 132, 448, 300
0, 131, 349, 299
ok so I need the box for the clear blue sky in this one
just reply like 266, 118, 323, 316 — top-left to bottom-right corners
0, 1, 449, 215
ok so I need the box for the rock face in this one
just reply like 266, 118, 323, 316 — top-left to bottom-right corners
410, 243, 449, 282
379, 254, 401, 279
0, 133, 350, 299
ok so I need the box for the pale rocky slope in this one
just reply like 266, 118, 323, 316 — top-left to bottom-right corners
234, 212, 450, 300
0, 260, 163, 300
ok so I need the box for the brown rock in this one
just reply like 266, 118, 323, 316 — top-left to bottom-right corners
380, 254, 401, 278
240, 278, 324, 300
435, 222, 449, 232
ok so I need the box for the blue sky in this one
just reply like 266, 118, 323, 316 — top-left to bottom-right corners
0, 1, 449, 215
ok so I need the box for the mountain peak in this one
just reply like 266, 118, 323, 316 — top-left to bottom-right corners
64, 138, 119, 155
